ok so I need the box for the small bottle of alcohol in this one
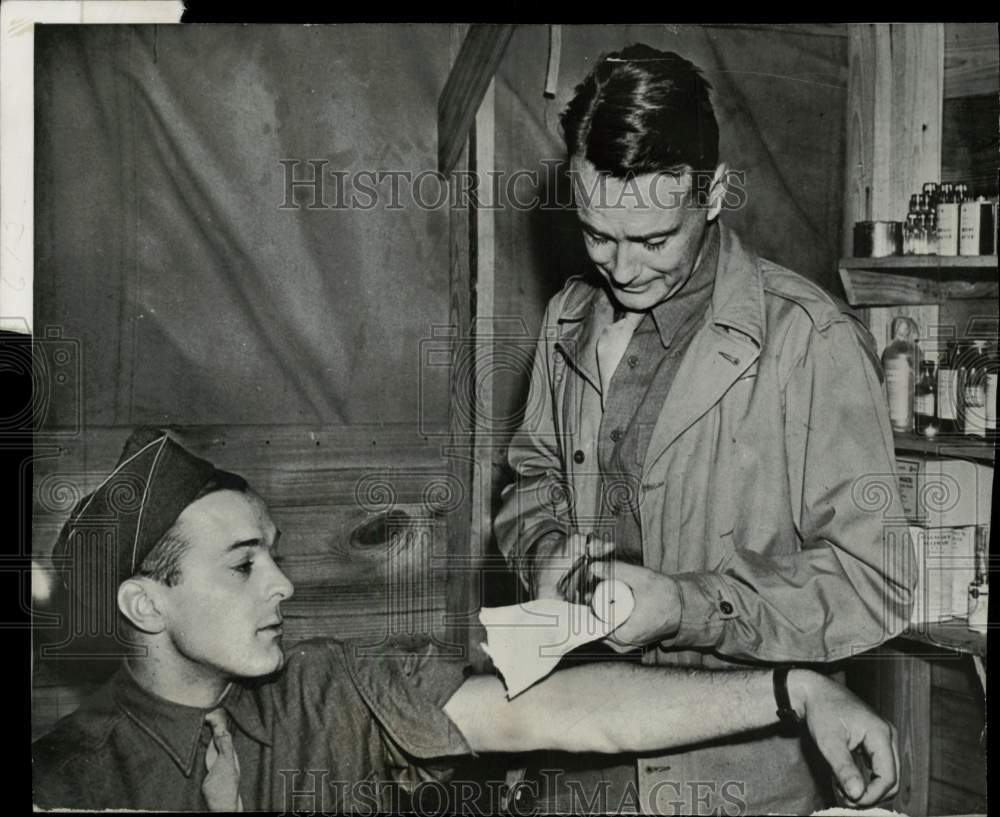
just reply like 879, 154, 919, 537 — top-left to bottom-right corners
882, 317, 920, 433
914, 359, 938, 437
936, 340, 959, 435
961, 340, 988, 439
937, 183, 960, 256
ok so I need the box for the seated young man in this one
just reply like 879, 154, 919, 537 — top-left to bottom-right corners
33, 429, 900, 812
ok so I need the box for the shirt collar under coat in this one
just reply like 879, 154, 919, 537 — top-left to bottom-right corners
112, 663, 272, 776
555, 222, 766, 389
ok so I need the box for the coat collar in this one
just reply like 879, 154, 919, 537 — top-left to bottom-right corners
555, 222, 765, 389
113, 663, 272, 776
710, 222, 766, 348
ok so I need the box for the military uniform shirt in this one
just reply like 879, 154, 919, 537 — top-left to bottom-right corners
33, 636, 474, 812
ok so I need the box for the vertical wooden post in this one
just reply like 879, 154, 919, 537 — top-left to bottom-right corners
844, 23, 944, 248
470, 76, 496, 653
444, 24, 497, 665
842, 25, 943, 813
883, 650, 933, 817
844, 24, 944, 352
445, 23, 474, 658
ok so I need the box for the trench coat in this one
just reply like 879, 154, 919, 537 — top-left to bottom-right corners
494, 225, 915, 815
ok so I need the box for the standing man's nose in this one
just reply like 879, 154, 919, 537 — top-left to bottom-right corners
609, 244, 640, 286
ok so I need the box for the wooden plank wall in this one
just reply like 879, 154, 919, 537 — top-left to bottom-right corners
846, 648, 987, 815
842, 22, 994, 817
32, 425, 461, 736
942, 24, 1000, 197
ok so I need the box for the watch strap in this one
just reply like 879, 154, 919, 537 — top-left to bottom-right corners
773, 666, 804, 731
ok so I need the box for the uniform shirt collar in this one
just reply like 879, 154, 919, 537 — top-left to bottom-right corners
113, 663, 271, 776
646, 220, 719, 348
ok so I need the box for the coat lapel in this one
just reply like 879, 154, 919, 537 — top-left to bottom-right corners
641, 224, 767, 476
641, 324, 759, 476
554, 283, 612, 394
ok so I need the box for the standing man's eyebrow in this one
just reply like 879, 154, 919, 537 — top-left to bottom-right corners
576, 219, 678, 242
625, 228, 677, 242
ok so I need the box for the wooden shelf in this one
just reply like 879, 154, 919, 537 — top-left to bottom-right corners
840, 255, 998, 270
895, 621, 987, 656
894, 432, 996, 463
838, 255, 998, 306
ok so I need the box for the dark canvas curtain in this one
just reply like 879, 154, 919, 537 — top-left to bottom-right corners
35, 24, 453, 427
35, 24, 848, 430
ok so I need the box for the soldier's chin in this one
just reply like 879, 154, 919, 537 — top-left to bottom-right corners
244, 647, 286, 678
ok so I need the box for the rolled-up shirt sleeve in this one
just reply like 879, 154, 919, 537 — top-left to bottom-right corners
339, 636, 475, 765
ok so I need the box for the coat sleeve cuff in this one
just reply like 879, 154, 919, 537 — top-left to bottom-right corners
513, 521, 569, 591
657, 572, 741, 650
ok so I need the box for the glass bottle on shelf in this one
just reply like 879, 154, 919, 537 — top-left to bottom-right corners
936, 340, 959, 435
967, 525, 989, 634
903, 213, 918, 255
914, 359, 938, 437
937, 183, 959, 256
960, 340, 988, 439
913, 213, 928, 255
986, 341, 998, 440
924, 210, 938, 255
882, 317, 920, 433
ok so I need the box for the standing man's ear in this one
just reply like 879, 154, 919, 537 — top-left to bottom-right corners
706, 162, 729, 222
117, 578, 166, 634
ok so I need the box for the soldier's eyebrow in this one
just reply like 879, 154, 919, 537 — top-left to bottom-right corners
226, 538, 262, 553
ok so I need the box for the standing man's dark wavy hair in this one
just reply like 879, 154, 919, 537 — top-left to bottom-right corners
561, 43, 719, 178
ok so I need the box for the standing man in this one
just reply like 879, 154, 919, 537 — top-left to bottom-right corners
494, 42, 915, 814
32, 428, 900, 811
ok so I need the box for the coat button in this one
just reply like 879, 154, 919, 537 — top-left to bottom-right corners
610, 428, 623, 443
573, 450, 585, 464
720, 601, 734, 615
627, 355, 639, 368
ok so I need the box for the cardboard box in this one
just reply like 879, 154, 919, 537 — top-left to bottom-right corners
908, 525, 981, 624
894, 457, 993, 526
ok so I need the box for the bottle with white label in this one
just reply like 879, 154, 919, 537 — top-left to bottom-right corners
882, 317, 919, 433
936, 183, 959, 256
960, 195, 996, 256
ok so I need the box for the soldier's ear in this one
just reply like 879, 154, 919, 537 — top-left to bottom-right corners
706, 163, 729, 223
117, 578, 166, 634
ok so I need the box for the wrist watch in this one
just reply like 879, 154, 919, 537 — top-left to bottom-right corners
773, 666, 804, 732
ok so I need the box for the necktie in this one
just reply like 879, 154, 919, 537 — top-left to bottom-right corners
202, 707, 244, 812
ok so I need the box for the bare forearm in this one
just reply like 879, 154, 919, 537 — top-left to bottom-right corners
445, 663, 811, 754
527, 663, 801, 753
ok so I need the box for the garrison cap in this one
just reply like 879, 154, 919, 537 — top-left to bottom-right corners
53, 428, 246, 607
